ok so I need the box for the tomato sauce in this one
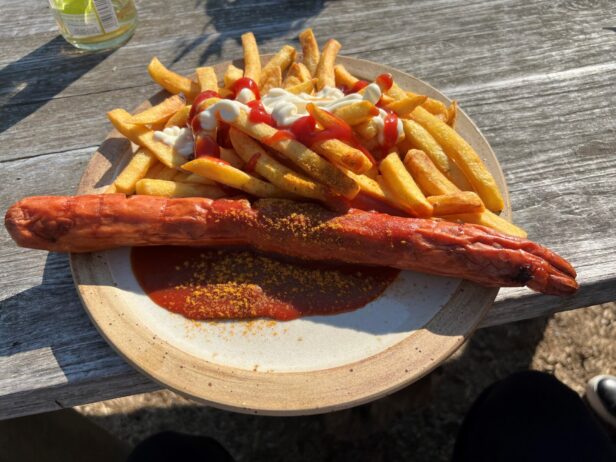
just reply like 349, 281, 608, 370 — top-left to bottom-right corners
131, 246, 399, 321
194, 133, 220, 158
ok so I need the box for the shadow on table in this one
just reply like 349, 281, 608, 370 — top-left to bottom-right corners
0, 36, 114, 134
85, 316, 549, 461
172, 0, 328, 65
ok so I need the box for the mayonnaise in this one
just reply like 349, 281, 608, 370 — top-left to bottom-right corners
153, 126, 194, 157
236, 88, 256, 104
260, 84, 403, 144
198, 100, 250, 132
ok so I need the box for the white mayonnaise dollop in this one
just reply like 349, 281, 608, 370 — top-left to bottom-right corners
260, 84, 403, 145
198, 100, 250, 132
153, 126, 194, 157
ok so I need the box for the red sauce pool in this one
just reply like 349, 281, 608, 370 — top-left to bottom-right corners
131, 247, 399, 321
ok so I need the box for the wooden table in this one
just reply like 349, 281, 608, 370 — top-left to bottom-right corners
1, 0, 614, 420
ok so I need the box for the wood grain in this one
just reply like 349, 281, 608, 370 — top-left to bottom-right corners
1, 0, 614, 418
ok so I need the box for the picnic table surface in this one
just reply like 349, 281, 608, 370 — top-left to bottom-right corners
1, 0, 615, 419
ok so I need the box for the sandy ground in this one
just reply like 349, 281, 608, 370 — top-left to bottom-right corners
78, 302, 616, 461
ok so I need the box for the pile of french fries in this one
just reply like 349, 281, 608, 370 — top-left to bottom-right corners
105, 29, 525, 238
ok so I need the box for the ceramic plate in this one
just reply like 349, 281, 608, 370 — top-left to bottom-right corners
70, 56, 508, 415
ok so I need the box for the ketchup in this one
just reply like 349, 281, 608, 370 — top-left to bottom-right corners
351, 80, 369, 93
382, 110, 399, 152
194, 134, 220, 158
189, 90, 220, 125
262, 130, 295, 146
375, 73, 394, 92
233, 77, 260, 100
247, 100, 277, 127
216, 123, 232, 148
245, 152, 261, 173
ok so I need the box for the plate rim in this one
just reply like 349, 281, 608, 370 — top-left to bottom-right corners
70, 55, 506, 415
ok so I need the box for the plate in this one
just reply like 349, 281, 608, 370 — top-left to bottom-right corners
70, 56, 509, 415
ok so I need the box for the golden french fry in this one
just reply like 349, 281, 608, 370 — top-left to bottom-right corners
333, 101, 378, 126
386, 95, 427, 117
260, 65, 282, 93
180, 172, 215, 185
127, 95, 185, 125
261, 45, 296, 86
182, 157, 291, 198
224, 64, 244, 90
196, 67, 218, 92
147, 57, 199, 100
164, 105, 191, 128
286, 78, 316, 95
334, 64, 359, 89
155, 165, 179, 181
241, 32, 261, 82
410, 93, 448, 119
344, 169, 415, 215
145, 162, 165, 179
299, 28, 320, 76
112, 148, 157, 194
220, 147, 244, 169
403, 149, 459, 196
283, 63, 311, 88
315, 39, 341, 90
219, 88, 234, 99
229, 128, 331, 201
355, 119, 379, 140
386, 82, 407, 100
380, 152, 433, 217
218, 107, 358, 198
136, 179, 226, 198
283, 75, 302, 89
428, 191, 484, 215
107, 109, 187, 169
446, 100, 458, 127
104, 184, 117, 194
411, 106, 504, 211
442, 211, 527, 238
401, 119, 451, 177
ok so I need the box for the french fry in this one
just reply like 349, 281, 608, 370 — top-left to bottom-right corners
380, 152, 433, 217
283, 63, 311, 88
112, 148, 157, 194
147, 57, 199, 100
410, 93, 448, 119
299, 28, 320, 76
224, 64, 243, 90
286, 78, 316, 95
355, 119, 379, 140
332, 101, 378, 126
315, 39, 341, 90
220, 147, 244, 169
182, 173, 215, 185
195, 67, 218, 92
135, 179, 226, 198
411, 106, 504, 211
344, 169, 415, 215
155, 166, 179, 181
260, 45, 296, 86
385, 94, 427, 117
442, 211, 527, 238
401, 119, 451, 177
145, 162, 165, 179
334, 64, 359, 89
446, 100, 458, 127
164, 105, 191, 128
127, 95, 185, 125
306, 104, 373, 173
104, 184, 117, 194
107, 109, 186, 169
241, 32, 261, 82
260, 65, 282, 93
427, 191, 484, 215
403, 149, 458, 196
216, 107, 358, 198
229, 128, 331, 201
182, 157, 292, 198
386, 82, 407, 100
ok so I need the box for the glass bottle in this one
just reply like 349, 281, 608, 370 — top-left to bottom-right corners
49, 0, 138, 51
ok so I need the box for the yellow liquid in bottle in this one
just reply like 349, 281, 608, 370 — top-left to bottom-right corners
49, 0, 137, 50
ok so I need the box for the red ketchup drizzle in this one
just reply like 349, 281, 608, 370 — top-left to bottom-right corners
247, 100, 277, 127
262, 130, 295, 146
194, 134, 220, 158
232, 77, 260, 100
375, 73, 394, 92
216, 123, 232, 148
351, 80, 369, 93
245, 152, 261, 173
188, 90, 220, 125
381, 110, 399, 152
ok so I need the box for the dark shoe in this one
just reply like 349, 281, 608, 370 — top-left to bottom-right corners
586, 375, 616, 429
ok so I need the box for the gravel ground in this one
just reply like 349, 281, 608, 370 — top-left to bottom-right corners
78, 303, 616, 461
